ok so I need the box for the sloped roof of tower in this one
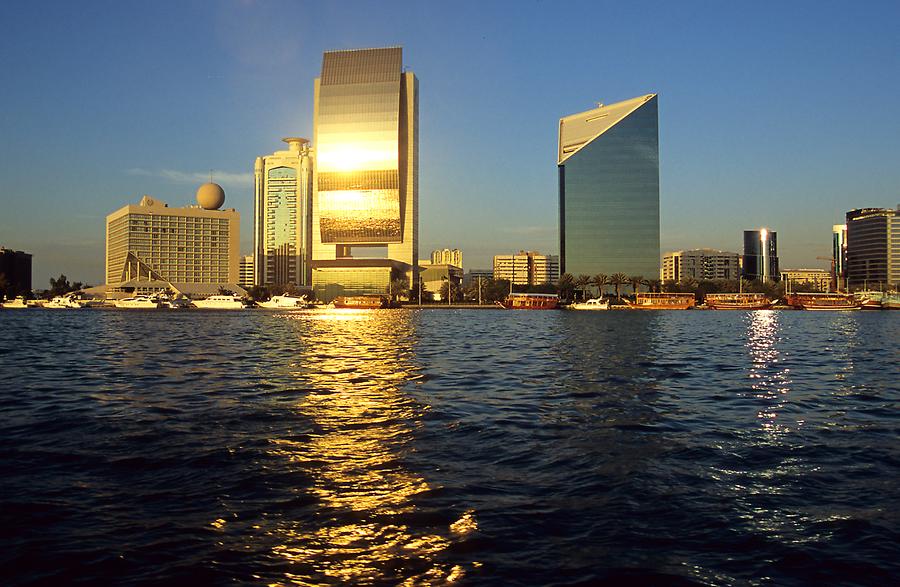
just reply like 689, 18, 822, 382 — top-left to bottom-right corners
558, 94, 657, 165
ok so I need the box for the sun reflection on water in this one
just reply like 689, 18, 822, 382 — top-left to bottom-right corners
264, 309, 476, 585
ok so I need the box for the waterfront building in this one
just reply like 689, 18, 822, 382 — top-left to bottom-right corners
845, 207, 899, 290
254, 138, 313, 287
0, 247, 32, 298
493, 251, 559, 286
239, 255, 254, 289
833, 224, 847, 291
104, 185, 241, 298
661, 249, 740, 282
311, 46, 418, 302
463, 268, 493, 286
781, 268, 831, 292
558, 94, 660, 279
742, 228, 779, 282
431, 248, 462, 269
419, 263, 463, 301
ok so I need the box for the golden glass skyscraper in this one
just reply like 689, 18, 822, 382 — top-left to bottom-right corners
311, 47, 418, 301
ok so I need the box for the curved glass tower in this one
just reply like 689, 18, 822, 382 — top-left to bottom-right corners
558, 94, 659, 279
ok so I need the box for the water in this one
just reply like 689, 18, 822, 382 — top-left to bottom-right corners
1, 309, 898, 586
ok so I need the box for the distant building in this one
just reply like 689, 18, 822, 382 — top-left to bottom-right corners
558, 94, 660, 279
493, 251, 559, 286
661, 249, 740, 282
239, 255, 254, 289
105, 186, 241, 298
311, 46, 418, 302
0, 247, 32, 298
742, 229, 779, 282
781, 269, 830, 292
845, 207, 899, 290
832, 224, 847, 291
463, 268, 493, 286
254, 138, 313, 287
431, 248, 462, 268
419, 263, 463, 301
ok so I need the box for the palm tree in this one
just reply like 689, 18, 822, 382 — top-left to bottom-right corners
628, 275, 644, 297
610, 273, 628, 300
557, 273, 574, 301
592, 273, 609, 299
644, 278, 661, 293
575, 274, 591, 301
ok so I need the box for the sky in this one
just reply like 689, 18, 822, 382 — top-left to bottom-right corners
1, 0, 899, 287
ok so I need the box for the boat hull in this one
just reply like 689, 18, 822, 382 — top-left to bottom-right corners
332, 295, 389, 309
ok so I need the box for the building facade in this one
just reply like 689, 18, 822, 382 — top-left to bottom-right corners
105, 187, 240, 296
430, 248, 462, 268
833, 224, 847, 291
254, 138, 313, 287
311, 47, 418, 301
0, 247, 32, 298
781, 269, 831, 292
742, 229, 779, 282
239, 255, 254, 289
845, 207, 899, 290
493, 251, 560, 286
419, 263, 463, 301
558, 94, 660, 279
661, 249, 740, 282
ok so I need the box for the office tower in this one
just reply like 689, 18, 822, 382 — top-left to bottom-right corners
832, 224, 847, 291
742, 229, 779, 282
558, 94, 660, 279
239, 255, 254, 289
105, 185, 240, 298
845, 207, 899, 290
493, 251, 560, 286
431, 248, 463, 268
0, 247, 33, 297
661, 249, 741, 282
254, 138, 313, 287
311, 47, 418, 301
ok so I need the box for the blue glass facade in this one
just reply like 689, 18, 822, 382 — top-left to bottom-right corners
742, 230, 779, 282
559, 96, 659, 279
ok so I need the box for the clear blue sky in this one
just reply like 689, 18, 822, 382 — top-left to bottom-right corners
1, 0, 898, 286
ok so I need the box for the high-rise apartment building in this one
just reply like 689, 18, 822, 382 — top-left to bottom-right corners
742, 229, 779, 282
493, 251, 559, 286
661, 249, 740, 282
105, 186, 240, 296
254, 138, 313, 287
845, 207, 899, 290
558, 94, 660, 279
431, 248, 462, 268
311, 47, 418, 301
833, 224, 847, 291
0, 247, 32, 297
239, 255, 254, 289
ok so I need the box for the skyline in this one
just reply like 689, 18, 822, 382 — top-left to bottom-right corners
2, 1, 899, 286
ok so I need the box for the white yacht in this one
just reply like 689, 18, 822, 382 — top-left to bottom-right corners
257, 294, 309, 309
192, 295, 247, 309
1, 297, 29, 309
115, 295, 161, 309
569, 298, 610, 310
45, 296, 83, 309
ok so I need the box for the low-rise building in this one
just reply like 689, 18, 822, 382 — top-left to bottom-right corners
419, 262, 463, 301
781, 268, 831, 292
493, 251, 559, 286
661, 249, 740, 282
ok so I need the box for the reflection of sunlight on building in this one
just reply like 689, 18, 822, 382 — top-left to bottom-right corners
266, 310, 477, 584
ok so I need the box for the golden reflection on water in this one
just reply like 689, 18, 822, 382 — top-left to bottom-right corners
745, 310, 793, 438
266, 309, 476, 585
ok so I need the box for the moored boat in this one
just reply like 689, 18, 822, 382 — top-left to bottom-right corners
499, 293, 559, 310
1, 297, 29, 309
626, 292, 695, 310
854, 291, 884, 310
705, 293, 772, 310
257, 294, 311, 309
786, 292, 861, 310
192, 295, 247, 309
114, 295, 161, 309
568, 297, 610, 310
332, 295, 389, 309
881, 293, 900, 310
44, 295, 84, 309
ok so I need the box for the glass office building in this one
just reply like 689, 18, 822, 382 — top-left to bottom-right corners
558, 94, 659, 279
845, 207, 899, 290
742, 229, 779, 282
312, 47, 418, 301
254, 138, 313, 287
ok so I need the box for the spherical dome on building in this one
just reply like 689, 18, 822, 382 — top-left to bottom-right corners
196, 182, 225, 210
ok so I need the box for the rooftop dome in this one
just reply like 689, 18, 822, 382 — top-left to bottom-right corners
196, 182, 225, 210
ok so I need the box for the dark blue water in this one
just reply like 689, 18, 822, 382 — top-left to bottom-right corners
1, 309, 898, 586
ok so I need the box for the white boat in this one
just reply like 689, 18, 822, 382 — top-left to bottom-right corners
45, 296, 83, 309
569, 297, 610, 310
115, 295, 161, 309
161, 296, 190, 309
257, 294, 309, 309
192, 295, 247, 309
1, 297, 29, 309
